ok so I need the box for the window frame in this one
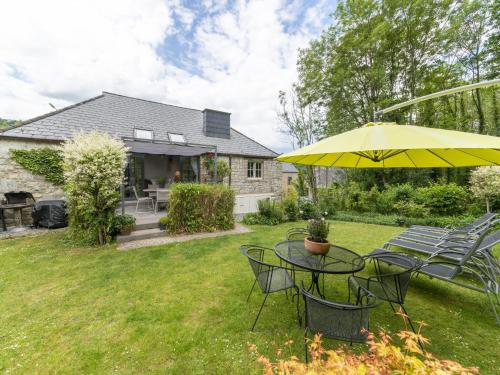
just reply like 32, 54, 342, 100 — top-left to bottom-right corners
168, 133, 186, 143
134, 128, 154, 140
247, 160, 263, 180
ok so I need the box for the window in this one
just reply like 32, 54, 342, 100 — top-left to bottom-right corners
134, 129, 153, 140
247, 160, 262, 179
168, 133, 186, 143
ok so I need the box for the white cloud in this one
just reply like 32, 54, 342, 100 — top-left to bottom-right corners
0, 0, 333, 151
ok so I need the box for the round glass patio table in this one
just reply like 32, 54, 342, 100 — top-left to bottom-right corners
274, 240, 365, 298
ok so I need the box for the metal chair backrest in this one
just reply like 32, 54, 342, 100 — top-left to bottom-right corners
372, 253, 419, 304
301, 283, 378, 343
457, 229, 494, 266
286, 227, 309, 241
156, 189, 169, 202
4, 191, 35, 204
132, 186, 140, 200
241, 245, 280, 293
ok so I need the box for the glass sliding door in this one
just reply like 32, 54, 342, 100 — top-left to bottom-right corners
124, 154, 145, 198
179, 156, 200, 182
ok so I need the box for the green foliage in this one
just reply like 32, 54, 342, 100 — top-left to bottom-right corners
282, 196, 299, 221
0, 118, 20, 128
63, 131, 127, 245
298, 198, 319, 220
292, 168, 309, 197
112, 214, 136, 235
242, 199, 286, 225
415, 183, 469, 216
332, 211, 475, 229
9, 148, 64, 185
202, 156, 231, 183
393, 201, 430, 218
469, 166, 500, 212
307, 218, 329, 242
166, 183, 235, 234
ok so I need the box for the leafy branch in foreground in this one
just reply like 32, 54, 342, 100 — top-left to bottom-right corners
250, 317, 478, 374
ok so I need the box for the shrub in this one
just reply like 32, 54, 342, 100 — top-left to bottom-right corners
415, 183, 468, 216
112, 214, 136, 235
317, 187, 339, 217
307, 218, 329, 242
9, 147, 64, 185
298, 198, 319, 220
62, 132, 126, 245
469, 166, 500, 213
202, 156, 231, 182
166, 183, 235, 234
393, 201, 430, 218
282, 196, 299, 221
241, 212, 263, 225
251, 325, 478, 374
257, 198, 285, 225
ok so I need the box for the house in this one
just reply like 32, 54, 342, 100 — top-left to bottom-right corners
0, 92, 282, 215
281, 162, 298, 191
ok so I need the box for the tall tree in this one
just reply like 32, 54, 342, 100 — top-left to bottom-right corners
277, 88, 325, 200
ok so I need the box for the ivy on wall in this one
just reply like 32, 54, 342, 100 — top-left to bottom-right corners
9, 148, 64, 185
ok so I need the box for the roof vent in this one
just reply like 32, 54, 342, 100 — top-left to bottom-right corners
203, 109, 230, 139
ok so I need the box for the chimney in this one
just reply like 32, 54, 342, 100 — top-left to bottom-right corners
203, 109, 231, 139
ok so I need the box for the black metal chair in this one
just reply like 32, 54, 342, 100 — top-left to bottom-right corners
241, 244, 300, 331
348, 252, 422, 334
286, 227, 309, 241
301, 282, 378, 362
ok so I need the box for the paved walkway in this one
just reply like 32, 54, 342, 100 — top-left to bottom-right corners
117, 223, 252, 251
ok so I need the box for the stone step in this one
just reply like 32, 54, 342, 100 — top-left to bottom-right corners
116, 228, 166, 243
135, 222, 159, 231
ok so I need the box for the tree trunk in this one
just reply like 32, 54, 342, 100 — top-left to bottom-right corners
486, 199, 490, 213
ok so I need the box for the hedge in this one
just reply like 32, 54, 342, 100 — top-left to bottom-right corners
166, 183, 235, 234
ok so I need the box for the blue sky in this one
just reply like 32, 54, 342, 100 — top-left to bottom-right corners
0, 0, 336, 152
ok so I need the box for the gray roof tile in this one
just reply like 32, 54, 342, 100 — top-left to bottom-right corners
1, 92, 277, 158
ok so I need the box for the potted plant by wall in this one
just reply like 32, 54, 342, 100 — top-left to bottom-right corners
156, 176, 167, 188
113, 214, 136, 236
158, 216, 169, 231
304, 217, 330, 255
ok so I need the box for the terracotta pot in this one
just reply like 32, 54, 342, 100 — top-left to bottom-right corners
120, 227, 132, 236
304, 237, 330, 255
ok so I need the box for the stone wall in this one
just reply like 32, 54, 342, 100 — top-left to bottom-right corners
199, 155, 282, 196
229, 156, 282, 195
0, 138, 64, 228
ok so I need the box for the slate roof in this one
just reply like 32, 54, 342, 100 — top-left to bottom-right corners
0, 92, 277, 158
281, 162, 298, 173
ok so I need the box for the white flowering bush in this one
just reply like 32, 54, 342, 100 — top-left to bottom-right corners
62, 131, 127, 244
469, 166, 500, 213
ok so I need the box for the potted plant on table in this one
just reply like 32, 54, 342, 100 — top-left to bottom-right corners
156, 176, 167, 188
305, 217, 330, 255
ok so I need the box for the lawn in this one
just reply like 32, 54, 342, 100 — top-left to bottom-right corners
0, 221, 498, 374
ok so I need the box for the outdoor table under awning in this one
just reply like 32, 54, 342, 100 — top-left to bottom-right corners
124, 140, 211, 156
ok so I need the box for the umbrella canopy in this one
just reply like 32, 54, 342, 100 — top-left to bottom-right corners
277, 122, 500, 168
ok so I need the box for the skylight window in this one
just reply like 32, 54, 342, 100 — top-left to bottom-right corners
134, 129, 153, 140
169, 133, 186, 143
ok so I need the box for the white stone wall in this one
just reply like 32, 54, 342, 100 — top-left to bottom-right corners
0, 138, 64, 200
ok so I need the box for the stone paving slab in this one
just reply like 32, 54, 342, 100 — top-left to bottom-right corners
117, 223, 252, 251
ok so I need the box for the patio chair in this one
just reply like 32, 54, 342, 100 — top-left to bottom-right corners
383, 230, 500, 275
407, 212, 497, 238
154, 189, 169, 213
286, 227, 309, 241
370, 229, 500, 325
132, 186, 154, 212
348, 252, 422, 335
240, 245, 300, 331
301, 282, 378, 361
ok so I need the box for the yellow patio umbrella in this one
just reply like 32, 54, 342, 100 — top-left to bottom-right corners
277, 122, 500, 168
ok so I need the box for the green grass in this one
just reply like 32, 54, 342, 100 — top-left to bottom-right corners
0, 221, 498, 374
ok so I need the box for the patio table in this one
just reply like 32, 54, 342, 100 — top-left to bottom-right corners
274, 240, 365, 298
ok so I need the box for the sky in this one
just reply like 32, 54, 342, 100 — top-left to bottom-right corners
0, 0, 336, 152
